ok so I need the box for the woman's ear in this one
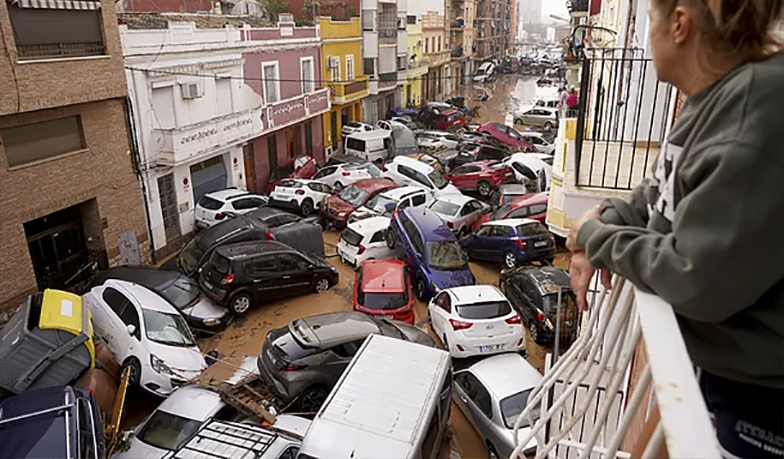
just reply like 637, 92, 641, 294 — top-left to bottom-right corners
671, 6, 693, 45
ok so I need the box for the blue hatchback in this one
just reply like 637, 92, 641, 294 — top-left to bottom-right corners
460, 218, 556, 269
387, 207, 476, 300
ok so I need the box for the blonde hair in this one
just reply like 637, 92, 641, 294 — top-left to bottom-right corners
655, 0, 784, 62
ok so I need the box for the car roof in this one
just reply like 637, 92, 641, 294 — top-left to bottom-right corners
434, 193, 474, 206
447, 285, 506, 305
291, 312, 381, 348
510, 191, 549, 208
498, 184, 530, 194
400, 207, 455, 242
245, 206, 298, 223
518, 131, 544, 139
214, 240, 293, 259
360, 260, 407, 292
347, 129, 391, 140
156, 386, 224, 420
92, 266, 183, 292
352, 178, 397, 193
393, 155, 435, 174
467, 353, 542, 400
381, 185, 424, 200
517, 267, 572, 295
483, 218, 539, 227
347, 216, 390, 234
106, 279, 179, 313
204, 188, 249, 202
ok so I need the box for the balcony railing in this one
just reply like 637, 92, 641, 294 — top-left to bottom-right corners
511, 276, 720, 459
17, 41, 105, 61
327, 77, 369, 104
567, 0, 589, 12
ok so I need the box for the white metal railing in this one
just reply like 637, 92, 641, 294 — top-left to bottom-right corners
512, 276, 721, 459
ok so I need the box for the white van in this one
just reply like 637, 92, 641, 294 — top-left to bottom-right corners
297, 335, 452, 459
345, 130, 394, 164
473, 62, 496, 83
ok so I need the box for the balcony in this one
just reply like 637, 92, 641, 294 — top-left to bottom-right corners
378, 72, 398, 88
423, 50, 450, 67
511, 276, 721, 459
327, 77, 370, 105
407, 61, 428, 79
17, 41, 105, 61
568, 0, 589, 13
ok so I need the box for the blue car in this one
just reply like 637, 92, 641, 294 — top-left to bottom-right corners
460, 218, 556, 269
387, 207, 476, 300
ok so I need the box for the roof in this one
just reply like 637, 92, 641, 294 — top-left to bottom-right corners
393, 155, 435, 174
448, 285, 506, 305
510, 191, 549, 208
360, 260, 407, 293
433, 193, 474, 206
346, 129, 391, 140
347, 216, 391, 235
299, 335, 450, 459
401, 207, 455, 242
352, 178, 397, 193
381, 186, 424, 200
214, 240, 291, 259
157, 386, 224, 420
519, 267, 572, 295
484, 218, 539, 227
118, 13, 274, 30
204, 188, 250, 201
107, 279, 178, 313
0, 386, 77, 459
290, 312, 381, 348
468, 353, 542, 400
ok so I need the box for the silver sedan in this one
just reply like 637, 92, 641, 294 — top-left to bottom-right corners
428, 194, 490, 237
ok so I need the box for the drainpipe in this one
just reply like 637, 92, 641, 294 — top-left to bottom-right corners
123, 94, 158, 265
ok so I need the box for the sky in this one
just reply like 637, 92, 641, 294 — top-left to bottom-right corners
541, 1, 570, 23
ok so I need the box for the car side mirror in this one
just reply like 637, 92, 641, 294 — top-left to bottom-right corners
126, 324, 136, 336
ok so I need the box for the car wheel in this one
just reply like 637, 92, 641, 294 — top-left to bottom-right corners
415, 279, 427, 301
385, 230, 396, 249
300, 199, 314, 216
544, 122, 554, 131
334, 181, 344, 191
314, 277, 330, 293
458, 227, 468, 239
122, 358, 141, 387
529, 321, 542, 345
504, 251, 517, 269
487, 443, 500, 459
477, 180, 493, 198
230, 293, 253, 315
514, 118, 523, 125
298, 386, 328, 413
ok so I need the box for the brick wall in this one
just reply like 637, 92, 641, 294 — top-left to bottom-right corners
0, 98, 150, 312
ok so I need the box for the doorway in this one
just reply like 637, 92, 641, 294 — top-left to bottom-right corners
330, 111, 338, 150
189, 156, 227, 205
157, 173, 181, 243
285, 126, 302, 159
243, 143, 256, 191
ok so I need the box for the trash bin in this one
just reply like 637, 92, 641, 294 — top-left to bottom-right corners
0, 289, 95, 394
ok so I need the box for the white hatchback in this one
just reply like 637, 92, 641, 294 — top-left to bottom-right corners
195, 189, 268, 229
336, 216, 396, 268
312, 162, 382, 190
428, 285, 525, 358
349, 186, 431, 223
416, 131, 460, 152
428, 194, 490, 237
83, 279, 207, 397
269, 179, 334, 216
383, 156, 462, 198
342, 121, 375, 137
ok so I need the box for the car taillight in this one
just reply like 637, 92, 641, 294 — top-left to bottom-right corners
265, 230, 275, 240
382, 166, 388, 172
296, 189, 305, 195
357, 244, 366, 255
447, 221, 454, 229
215, 213, 226, 220
506, 314, 522, 325
342, 172, 351, 176
449, 318, 473, 331
282, 363, 304, 371
536, 312, 544, 322
515, 239, 528, 249
221, 273, 235, 285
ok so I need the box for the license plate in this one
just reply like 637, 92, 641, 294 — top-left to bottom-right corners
479, 344, 503, 353
534, 241, 548, 248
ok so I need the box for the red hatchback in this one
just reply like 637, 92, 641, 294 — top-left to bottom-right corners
432, 109, 467, 131
445, 160, 516, 198
472, 191, 550, 231
320, 178, 397, 228
353, 259, 415, 325
264, 156, 318, 194
476, 122, 534, 152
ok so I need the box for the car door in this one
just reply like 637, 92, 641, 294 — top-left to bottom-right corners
515, 275, 540, 326
306, 182, 331, 207
466, 225, 493, 260
449, 165, 481, 190
313, 166, 338, 186
454, 372, 494, 437
323, 338, 366, 381
462, 200, 486, 230
487, 225, 513, 261
88, 286, 135, 361
429, 291, 452, 338
247, 255, 281, 299
277, 253, 314, 296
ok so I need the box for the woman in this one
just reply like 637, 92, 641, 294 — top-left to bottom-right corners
566, 0, 784, 457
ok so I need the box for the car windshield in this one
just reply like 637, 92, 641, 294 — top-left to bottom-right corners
159, 278, 202, 310
428, 170, 449, 190
456, 300, 512, 319
430, 200, 461, 217
500, 388, 540, 430
365, 193, 398, 213
198, 196, 223, 210
346, 121, 362, 128
542, 292, 577, 315
492, 202, 514, 220
358, 291, 409, 310
178, 238, 204, 274
361, 163, 383, 178
137, 411, 202, 451
427, 241, 468, 270
339, 185, 370, 207
143, 310, 196, 347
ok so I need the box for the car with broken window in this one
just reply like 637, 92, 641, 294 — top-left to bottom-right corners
320, 178, 398, 229
264, 156, 319, 195
350, 185, 430, 223
353, 259, 415, 325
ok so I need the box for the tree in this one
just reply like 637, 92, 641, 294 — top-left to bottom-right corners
262, 0, 289, 22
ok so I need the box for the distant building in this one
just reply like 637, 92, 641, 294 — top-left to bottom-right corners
405, 17, 429, 106
421, 11, 451, 101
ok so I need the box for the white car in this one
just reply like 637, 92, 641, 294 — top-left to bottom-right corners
336, 216, 396, 268
474, 62, 496, 83
376, 119, 409, 131
312, 162, 382, 190
416, 130, 461, 152
428, 285, 525, 358
504, 153, 553, 192
342, 121, 374, 137
268, 179, 334, 216
428, 194, 490, 237
349, 186, 431, 223
195, 189, 268, 229
383, 156, 462, 197
83, 279, 207, 397
518, 131, 555, 155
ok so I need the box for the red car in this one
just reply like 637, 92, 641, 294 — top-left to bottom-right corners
264, 156, 318, 194
320, 178, 397, 228
353, 259, 415, 325
472, 191, 550, 231
432, 109, 467, 131
476, 122, 534, 152
445, 160, 516, 198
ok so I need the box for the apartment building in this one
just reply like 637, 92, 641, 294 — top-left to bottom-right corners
0, 0, 149, 311
421, 11, 451, 100
474, 0, 505, 60
404, 17, 429, 106
448, 0, 475, 86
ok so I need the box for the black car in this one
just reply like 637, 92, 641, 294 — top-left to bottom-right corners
199, 240, 339, 315
499, 266, 580, 346
88, 266, 229, 331
173, 207, 324, 277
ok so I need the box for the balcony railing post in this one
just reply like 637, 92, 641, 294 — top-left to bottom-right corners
575, 58, 591, 186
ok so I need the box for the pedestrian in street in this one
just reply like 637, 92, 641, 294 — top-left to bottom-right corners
565, 0, 784, 458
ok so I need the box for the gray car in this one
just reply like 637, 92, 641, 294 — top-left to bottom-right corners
453, 353, 543, 459
257, 311, 434, 413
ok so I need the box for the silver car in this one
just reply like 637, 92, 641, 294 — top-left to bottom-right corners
515, 107, 559, 131
428, 194, 490, 237
452, 353, 542, 459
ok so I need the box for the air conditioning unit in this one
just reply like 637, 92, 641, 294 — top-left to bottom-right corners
180, 82, 204, 99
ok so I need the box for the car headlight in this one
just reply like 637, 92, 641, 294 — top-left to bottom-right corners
150, 354, 172, 375
202, 318, 221, 327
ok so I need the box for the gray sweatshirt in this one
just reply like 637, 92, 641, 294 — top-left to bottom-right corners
576, 53, 784, 388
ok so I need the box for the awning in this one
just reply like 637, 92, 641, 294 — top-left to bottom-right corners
12, 0, 102, 10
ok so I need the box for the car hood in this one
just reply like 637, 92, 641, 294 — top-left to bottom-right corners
389, 321, 436, 347
146, 341, 207, 376
114, 436, 168, 459
324, 196, 357, 214
429, 267, 476, 290
181, 296, 228, 322
439, 183, 462, 195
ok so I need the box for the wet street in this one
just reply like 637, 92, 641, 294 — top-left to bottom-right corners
451, 74, 543, 125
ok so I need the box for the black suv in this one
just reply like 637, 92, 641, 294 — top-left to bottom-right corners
173, 207, 324, 277
499, 266, 580, 346
199, 241, 339, 315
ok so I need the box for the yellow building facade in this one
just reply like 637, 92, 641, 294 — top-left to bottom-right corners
404, 20, 428, 107
320, 17, 369, 155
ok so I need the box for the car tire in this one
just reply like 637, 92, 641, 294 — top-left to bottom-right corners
544, 122, 554, 131
487, 443, 500, 459
504, 251, 517, 269
415, 279, 428, 302
477, 180, 493, 198
385, 230, 396, 249
298, 386, 328, 413
314, 277, 331, 293
529, 321, 543, 345
458, 227, 469, 239
514, 118, 523, 125
230, 292, 254, 316
334, 181, 344, 191
300, 199, 314, 216
122, 357, 141, 388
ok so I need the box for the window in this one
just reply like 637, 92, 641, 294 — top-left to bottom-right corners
250, 256, 277, 275
378, 3, 396, 38
332, 339, 365, 358
300, 57, 315, 93
151, 86, 176, 129
397, 55, 407, 71
279, 447, 299, 459
278, 253, 309, 271
77, 398, 97, 459
267, 135, 278, 171
216, 77, 233, 116
425, 37, 430, 53
437, 36, 441, 51
435, 292, 451, 313
363, 58, 375, 77
329, 56, 341, 82
508, 207, 529, 219
231, 197, 266, 210
314, 166, 337, 180
305, 121, 313, 155
370, 231, 386, 243
262, 62, 280, 103
452, 165, 480, 175
411, 193, 427, 207
346, 55, 355, 81
529, 203, 548, 214
407, 15, 416, 24
8, 6, 105, 61
362, 10, 374, 30
102, 287, 131, 317
491, 225, 511, 237
2, 116, 86, 168
461, 372, 494, 418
